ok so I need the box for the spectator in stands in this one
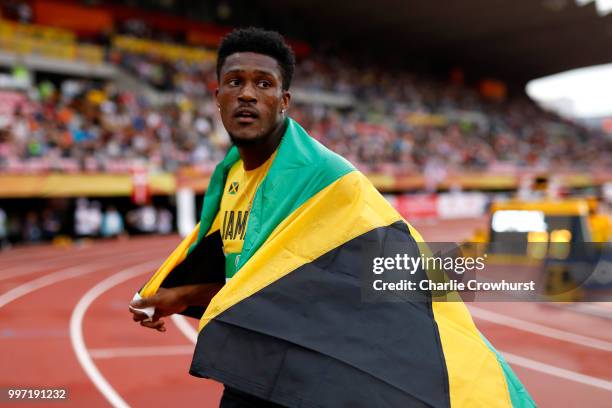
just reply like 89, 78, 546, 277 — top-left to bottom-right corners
22, 211, 41, 242
127, 205, 157, 234
2, 1, 32, 23
89, 201, 103, 237
41, 209, 62, 241
74, 198, 94, 238
101, 205, 125, 238
156, 207, 173, 234
0, 207, 8, 249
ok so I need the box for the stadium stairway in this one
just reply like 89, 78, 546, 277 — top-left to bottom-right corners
114, 67, 174, 106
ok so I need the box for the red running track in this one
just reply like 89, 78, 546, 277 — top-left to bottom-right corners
0, 222, 611, 407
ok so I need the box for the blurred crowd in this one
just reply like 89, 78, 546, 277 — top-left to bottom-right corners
0, 78, 227, 174
116, 52, 217, 97
0, 10, 610, 177
2, 52, 609, 176
293, 55, 610, 173
0, 199, 174, 246
1, 9, 611, 246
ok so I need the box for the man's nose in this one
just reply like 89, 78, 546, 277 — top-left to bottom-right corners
238, 82, 257, 103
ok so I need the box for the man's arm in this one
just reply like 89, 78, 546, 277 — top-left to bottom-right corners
129, 283, 223, 332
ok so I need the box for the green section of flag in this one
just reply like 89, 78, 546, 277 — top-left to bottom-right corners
481, 334, 537, 408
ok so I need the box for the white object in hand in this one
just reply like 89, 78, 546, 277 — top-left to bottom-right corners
130, 292, 155, 322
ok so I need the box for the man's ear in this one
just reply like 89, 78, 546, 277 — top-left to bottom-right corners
282, 91, 291, 111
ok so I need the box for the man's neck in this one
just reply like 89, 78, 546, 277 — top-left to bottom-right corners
238, 119, 287, 170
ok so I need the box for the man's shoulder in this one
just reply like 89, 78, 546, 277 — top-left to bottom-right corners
283, 119, 355, 177
314, 144, 355, 178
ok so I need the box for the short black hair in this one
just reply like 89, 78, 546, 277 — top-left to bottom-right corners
216, 27, 295, 91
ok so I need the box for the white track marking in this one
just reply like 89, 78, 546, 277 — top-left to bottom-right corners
469, 306, 612, 352
70, 260, 160, 408
0, 250, 155, 307
503, 352, 612, 391
0, 242, 169, 281
0, 263, 107, 308
89, 345, 194, 359
1, 255, 83, 281
171, 314, 198, 343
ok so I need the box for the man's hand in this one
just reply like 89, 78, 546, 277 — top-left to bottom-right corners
129, 287, 189, 332
129, 283, 223, 332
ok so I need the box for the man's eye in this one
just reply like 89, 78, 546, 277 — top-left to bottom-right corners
228, 79, 240, 86
258, 81, 271, 88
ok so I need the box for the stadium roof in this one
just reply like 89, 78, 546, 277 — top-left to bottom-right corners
254, 0, 612, 84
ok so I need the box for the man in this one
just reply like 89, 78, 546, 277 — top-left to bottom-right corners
0, 207, 9, 248
101, 205, 124, 238
130, 28, 534, 408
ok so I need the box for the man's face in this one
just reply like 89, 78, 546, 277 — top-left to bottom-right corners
216, 52, 290, 145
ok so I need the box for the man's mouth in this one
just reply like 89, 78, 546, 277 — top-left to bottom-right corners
234, 108, 259, 124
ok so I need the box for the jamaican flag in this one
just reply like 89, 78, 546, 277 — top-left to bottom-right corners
137, 118, 535, 408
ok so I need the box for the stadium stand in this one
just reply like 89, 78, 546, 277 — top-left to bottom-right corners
1, 26, 609, 175
0, 0, 611, 244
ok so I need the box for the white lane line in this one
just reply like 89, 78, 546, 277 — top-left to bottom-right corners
89, 345, 194, 359
0, 250, 155, 308
503, 351, 612, 391
171, 315, 198, 344
0, 242, 169, 281
469, 306, 612, 352
1, 257, 80, 281
0, 263, 107, 308
70, 259, 160, 408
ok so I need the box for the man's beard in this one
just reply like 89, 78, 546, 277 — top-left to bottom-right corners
227, 117, 286, 147
228, 132, 265, 147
